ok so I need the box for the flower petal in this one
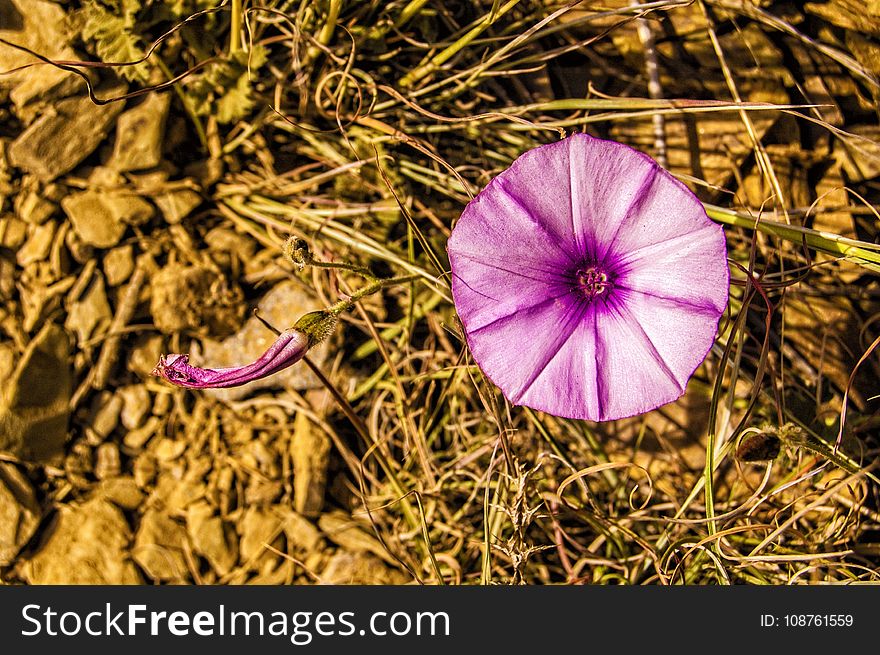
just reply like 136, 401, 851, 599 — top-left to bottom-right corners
573, 139, 721, 254
448, 178, 576, 333
612, 288, 721, 390
461, 294, 585, 405
593, 300, 684, 421
491, 138, 583, 259
566, 134, 659, 259
616, 223, 729, 313
516, 302, 602, 420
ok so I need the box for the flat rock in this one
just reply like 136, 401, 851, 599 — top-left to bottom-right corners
119, 383, 151, 430
15, 220, 55, 266
0, 462, 41, 566
835, 125, 880, 182
109, 92, 171, 172
282, 511, 325, 554
149, 262, 244, 336
153, 188, 202, 224
61, 189, 153, 248
20, 497, 141, 584
320, 551, 409, 585
13, 178, 57, 224
805, 0, 880, 36
186, 501, 239, 576
0, 322, 71, 461
610, 111, 777, 197
95, 476, 145, 511
198, 281, 329, 402
0, 216, 27, 249
291, 411, 330, 518
318, 510, 398, 565
64, 268, 111, 345
8, 81, 127, 180
132, 508, 189, 582
103, 244, 135, 286
0, 0, 84, 114
239, 505, 284, 564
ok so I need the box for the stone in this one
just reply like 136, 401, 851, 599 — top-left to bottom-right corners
282, 511, 324, 554
96, 476, 144, 511
95, 442, 122, 479
15, 220, 55, 266
149, 262, 245, 337
291, 411, 330, 518
20, 498, 141, 584
109, 92, 171, 172
119, 383, 151, 430
0, 322, 71, 461
13, 178, 56, 224
239, 505, 283, 564
124, 416, 161, 451
153, 438, 187, 463
320, 551, 409, 585
61, 190, 154, 248
103, 244, 135, 286
85, 390, 123, 443
0, 0, 84, 114
64, 268, 111, 345
8, 82, 126, 180
153, 188, 202, 224
0, 216, 27, 249
318, 510, 398, 565
805, 1, 880, 36
132, 508, 189, 582
0, 462, 40, 566
186, 501, 239, 576
128, 334, 164, 377
610, 112, 777, 196
835, 125, 880, 182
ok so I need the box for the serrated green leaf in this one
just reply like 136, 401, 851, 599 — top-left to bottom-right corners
189, 46, 269, 124
80, 0, 150, 82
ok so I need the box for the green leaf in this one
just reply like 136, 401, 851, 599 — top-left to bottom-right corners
190, 45, 269, 124
79, 0, 150, 82
214, 73, 255, 124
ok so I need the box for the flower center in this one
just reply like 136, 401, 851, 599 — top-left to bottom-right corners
575, 265, 610, 298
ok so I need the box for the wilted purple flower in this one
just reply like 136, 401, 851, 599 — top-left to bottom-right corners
447, 133, 729, 421
152, 327, 310, 389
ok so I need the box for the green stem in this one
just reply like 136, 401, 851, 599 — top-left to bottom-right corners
154, 57, 207, 150
309, 259, 377, 280
396, 0, 430, 28
305, 0, 343, 65
317, 0, 343, 47
230, 0, 242, 54
326, 274, 421, 316
705, 204, 880, 272
398, 0, 522, 88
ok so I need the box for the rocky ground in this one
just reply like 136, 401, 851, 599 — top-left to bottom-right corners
1, 0, 879, 585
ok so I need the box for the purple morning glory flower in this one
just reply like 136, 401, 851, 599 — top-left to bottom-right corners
447, 133, 729, 421
152, 327, 310, 389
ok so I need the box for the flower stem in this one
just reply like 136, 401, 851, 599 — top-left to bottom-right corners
284, 236, 377, 279
309, 259, 377, 280
326, 274, 421, 317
